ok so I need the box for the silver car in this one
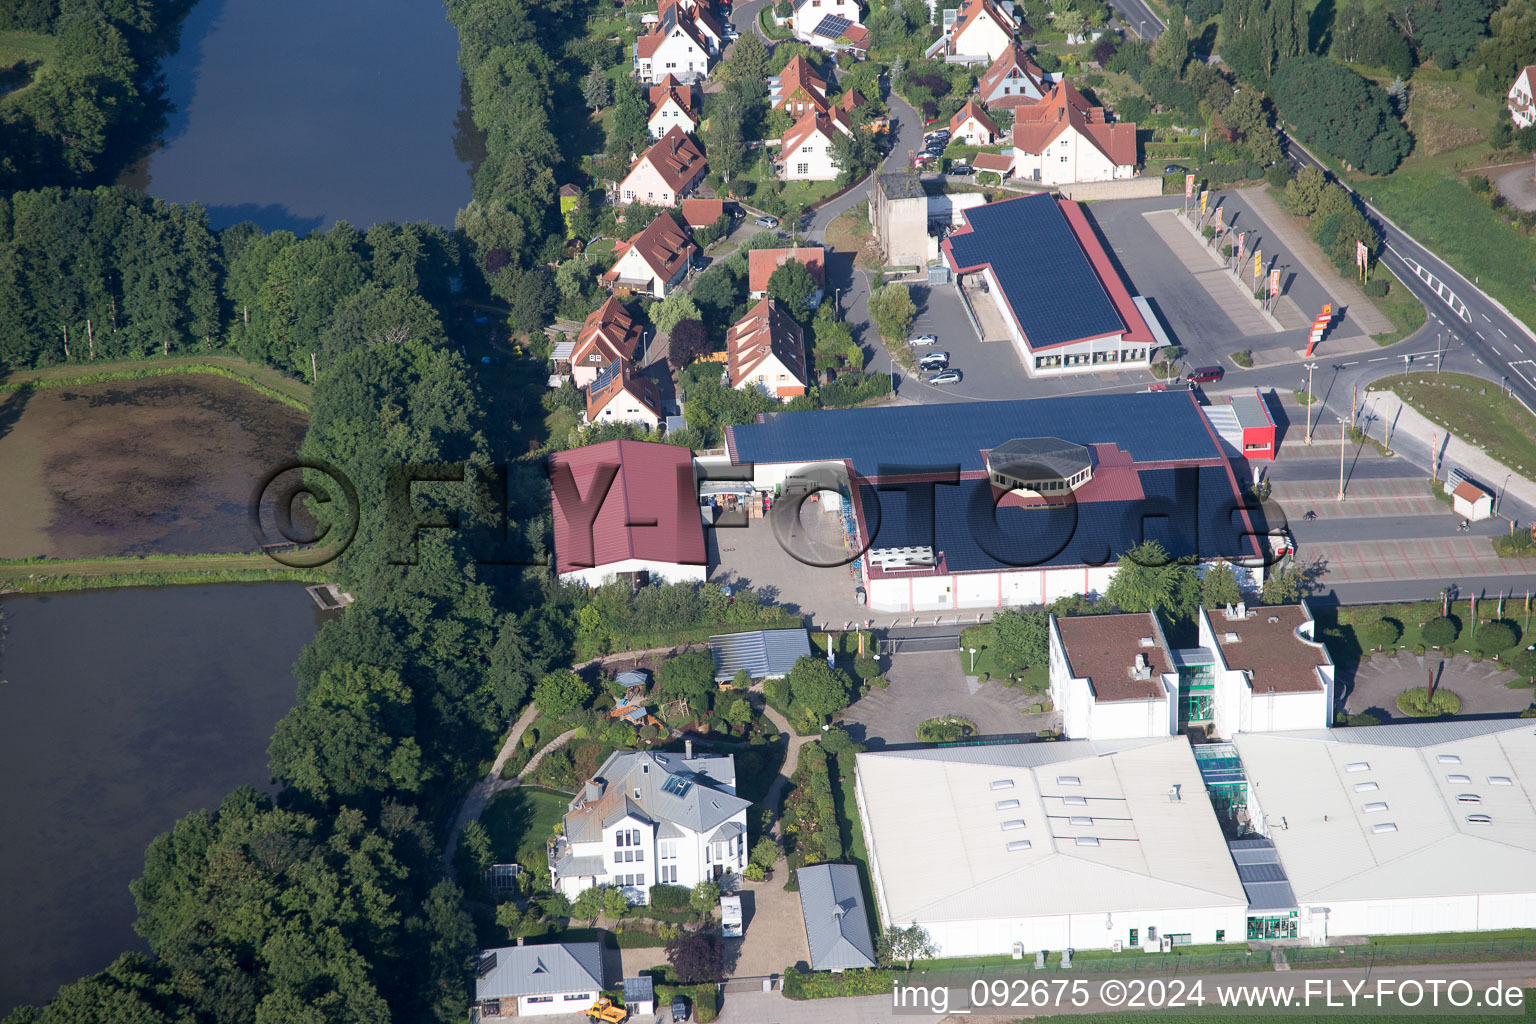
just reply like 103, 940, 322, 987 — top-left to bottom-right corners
918, 351, 950, 369
928, 369, 962, 385
909, 333, 938, 346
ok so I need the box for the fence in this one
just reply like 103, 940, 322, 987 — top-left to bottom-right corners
1286, 938, 1536, 966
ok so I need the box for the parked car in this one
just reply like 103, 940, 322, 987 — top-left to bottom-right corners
918, 351, 950, 369
909, 333, 939, 346
928, 369, 962, 385
949, 164, 974, 176
1165, 164, 1189, 175
1186, 365, 1224, 383
754, 215, 778, 228
671, 997, 690, 1022
924, 128, 950, 141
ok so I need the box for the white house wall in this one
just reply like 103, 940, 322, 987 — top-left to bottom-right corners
1313, 893, 1536, 943
1087, 688, 1174, 740
561, 558, 708, 589
870, 566, 1115, 612
519, 990, 601, 1016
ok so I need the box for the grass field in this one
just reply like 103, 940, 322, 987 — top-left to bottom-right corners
0, 30, 56, 103
0, 553, 322, 593
1322, 600, 1532, 663
2, 355, 313, 407
1369, 373, 1536, 474
825, 207, 882, 272
831, 752, 881, 936
481, 787, 569, 867
1369, 265, 1428, 345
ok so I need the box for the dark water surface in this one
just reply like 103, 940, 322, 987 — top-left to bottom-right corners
0, 584, 325, 1014
123, 0, 475, 232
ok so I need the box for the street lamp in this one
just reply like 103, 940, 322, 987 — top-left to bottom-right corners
1304, 362, 1318, 445
1337, 416, 1348, 502
1499, 472, 1513, 517
968, 647, 978, 672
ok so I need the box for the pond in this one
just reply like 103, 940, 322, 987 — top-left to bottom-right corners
0, 584, 325, 1016
121, 0, 478, 233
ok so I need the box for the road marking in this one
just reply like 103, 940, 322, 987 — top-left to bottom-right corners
1484, 313, 1492, 322
1340, 360, 1358, 367
1500, 328, 1509, 337
1492, 346, 1502, 356
1368, 356, 1388, 362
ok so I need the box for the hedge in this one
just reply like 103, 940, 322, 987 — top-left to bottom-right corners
783, 965, 895, 999
649, 883, 692, 911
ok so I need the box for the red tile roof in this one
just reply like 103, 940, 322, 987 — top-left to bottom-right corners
726, 298, 808, 392
842, 23, 869, 48
585, 357, 662, 421
838, 88, 866, 112
971, 151, 1015, 173
748, 246, 825, 295
648, 75, 697, 118
1011, 81, 1136, 168
550, 440, 706, 575
1453, 479, 1490, 504
1055, 612, 1170, 703
604, 214, 694, 288
779, 109, 843, 155
631, 126, 708, 193
679, 197, 724, 228
572, 296, 646, 367
953, 0, 1015, 43
950, 99, 999, 138
771, 55, 829, 112
977, 43, 1045, 103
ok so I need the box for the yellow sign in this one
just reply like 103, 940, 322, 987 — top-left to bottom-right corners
1253, 250, 1262, 278
1199, 190, 1209, 214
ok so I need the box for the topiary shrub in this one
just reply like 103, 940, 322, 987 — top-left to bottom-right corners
1359, 617, 1402, 652
1421, 616, 1459, 648
1475, 620, 1518, 655
649, 883, 692, 911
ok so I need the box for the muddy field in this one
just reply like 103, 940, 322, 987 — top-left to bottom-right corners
0, 375, 308, 559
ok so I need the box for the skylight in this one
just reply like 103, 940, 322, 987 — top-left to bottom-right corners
995, 799, 1020, 810
1057, 775, 1081, 786
1362, 801, 1388, 813
1007, 839, 1032, 851
1345, 762, 1371, 773
661, 775, 692, 797
1063, 795, 1088, 806
1437, 754, 1462, 764
1446, 774, 1471, 784
1068, 816, 1093, 826
1353, 781, 1379, 792
1490, 776, 1513, 786
1074, 836, 1100, 847
991, 779, 1015, 790
1001, 819, 1026, 831
1457, 794, 1481, 804
1371, 822, 1398, 834
1467, 814, 1493, 825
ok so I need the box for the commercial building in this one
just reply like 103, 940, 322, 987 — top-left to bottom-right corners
1203, 389, 1278, 462
942, 193, 1157, 375
724, 391, 1264, 612
549, 439, 707, 587
855, 738, 1250, 957
473, 941, 605, 1018
1234, 720, 1536, 941
549, 747, 750, 900
1049, 602, 1334, 743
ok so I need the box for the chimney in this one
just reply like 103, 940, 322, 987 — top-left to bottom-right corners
585, 778, 605, 803
1236, 601, 1248, 619
516, 936, 525, 946
685, 738, 693, 759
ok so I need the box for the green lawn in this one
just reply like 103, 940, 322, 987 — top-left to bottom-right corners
0, 29, 56, 65
1370, 372, 1536, 475
481, 787, 569, 867
1322, 600, 1532, 665
1368, 265, 1428, 345
831, 753, 881, 936
957, 624, 1047, 696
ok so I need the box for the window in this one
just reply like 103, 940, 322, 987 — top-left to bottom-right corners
1467, 814, 1493, 825
1216, 930, 1226, 943
1129, 928, 1138, 947
565, 994, 590, 1002
995, 799, 1020, 810
1458, 794, 1481, 804
636, 850, 644, 861
796, 163, 808, 174
528, 997, 554, 1005
660, 840, 677, 860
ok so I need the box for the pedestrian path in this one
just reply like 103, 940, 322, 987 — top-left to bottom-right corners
1142, 209, 1287, 334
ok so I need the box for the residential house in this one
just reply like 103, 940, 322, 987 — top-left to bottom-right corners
1511, 66, 1536, 128
473, 942, 605, 1019
779, 110, 843, 180
929, 0, 1017, 64
949, 99, 999, 145
747, 245, 825, 301
584, 357, 663, 431
634, 3, 715, 85
679, 197, 725, 231
618, 125, 708, 207
726, 298, 810, 401
769, 55, 831, 115
647, 75, 699, 138
602, 214, 695, 299
977, 42, 1047, 109
548, 747, 751, 901
570, 295, 646, 388
1011, 81, 1136, 184
792, 0, 864, 51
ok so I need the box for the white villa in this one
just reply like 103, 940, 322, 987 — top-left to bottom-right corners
549, 746, 751, 902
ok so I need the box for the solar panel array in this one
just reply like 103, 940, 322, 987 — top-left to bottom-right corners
728, 391, 1221, 477
813, 13, 853, 37
946, 192, 1126, 350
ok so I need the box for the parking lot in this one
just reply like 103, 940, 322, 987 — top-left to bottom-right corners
842, 649, 1057, 748
707, 501, 873, 629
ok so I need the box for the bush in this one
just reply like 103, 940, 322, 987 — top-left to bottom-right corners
650, 883, 692, 911
1474, 620, 1519, 655
1336, 710, 1384, 727
916, 715, 979, 742
1397, 687, 1462, 717
1230, 350, 1253, 368
742, 863, 767, 881
1034, 51, 1061, 72
1421, 616, 1460, 648
1358, 617, 1402, 652
1265, 163, 1293, 188
783, 965, 896, 999
1363, 278, 1389, 298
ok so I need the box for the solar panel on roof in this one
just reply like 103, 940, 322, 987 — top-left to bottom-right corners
813, 13, 852, 37
945, 193, 1125, 351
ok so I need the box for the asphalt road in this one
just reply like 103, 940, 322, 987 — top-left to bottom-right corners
1106, 0, 1165, 40
1283, 138, 1536, 419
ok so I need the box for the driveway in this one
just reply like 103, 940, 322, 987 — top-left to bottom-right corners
842, 650, 1057, 748
723, 874, 812, 977
1341, 651, 1531, 722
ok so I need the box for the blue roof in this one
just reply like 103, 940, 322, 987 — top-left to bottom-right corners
945, 193, 1125, 350
861, 466, 1259, 572
728, 392, 1221, 478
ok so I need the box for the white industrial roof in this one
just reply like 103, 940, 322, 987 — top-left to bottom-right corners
1234, 720, 1536, 904
855, 738, 1247, 926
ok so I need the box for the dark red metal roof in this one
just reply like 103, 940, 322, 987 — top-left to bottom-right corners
549, 440, 706, 575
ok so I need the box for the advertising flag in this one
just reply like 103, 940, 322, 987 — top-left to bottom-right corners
1237, 232, 1246, 258
1253, 250, 1262, 279
1184, 174, 1195, 199
1199, 190, 1209, 215
1355, 240, 1367, 269
1214, 206, 1223, 232
1269, 268, 1280, 296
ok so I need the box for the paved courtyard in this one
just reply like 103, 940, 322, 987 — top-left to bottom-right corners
842, 649, 1058, 748
708, 501, 871, 628
1341, 651, 1532, 722
722, 875, 811, 977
